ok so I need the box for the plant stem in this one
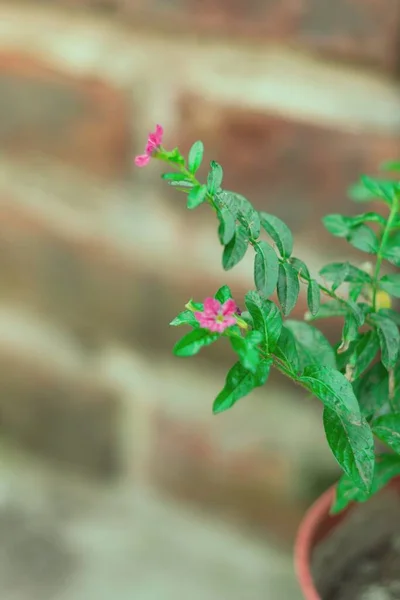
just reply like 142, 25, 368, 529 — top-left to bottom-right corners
372, 194, 399, 310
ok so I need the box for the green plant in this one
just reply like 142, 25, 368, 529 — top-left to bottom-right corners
136, 127, 400, 513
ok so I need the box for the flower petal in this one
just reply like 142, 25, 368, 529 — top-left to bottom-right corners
203, 297, 221, 317
155, 124, 164, 144
222, 299, 237, 316
134, 154, 151, 167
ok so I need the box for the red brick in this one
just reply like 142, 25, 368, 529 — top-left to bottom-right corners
123, 0, 399, 71
0, 52, 131, 177
0, 349, 120, 477
175, 95, 400, 238
149, 412, 306, 542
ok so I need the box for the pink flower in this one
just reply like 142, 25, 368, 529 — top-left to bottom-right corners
135, 124, 164, 167
195, 298, 238, 333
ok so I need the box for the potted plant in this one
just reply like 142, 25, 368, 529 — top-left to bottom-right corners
135, 126, 400, 599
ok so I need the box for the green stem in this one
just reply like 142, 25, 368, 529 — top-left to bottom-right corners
371, 194, 399, 310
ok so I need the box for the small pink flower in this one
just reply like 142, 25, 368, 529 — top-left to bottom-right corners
135, 124, 164, 167
195, 298, 238, 333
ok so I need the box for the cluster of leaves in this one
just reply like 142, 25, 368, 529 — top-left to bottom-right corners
162, 144, 400, 513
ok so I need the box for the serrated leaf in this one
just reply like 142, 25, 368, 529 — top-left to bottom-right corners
187, 185, 207, 209
212, 359, 271, 414
277, 263, 300, 316
260, 212, 293, 258
380, 274, 400, 298
319, 262, 371, 290
173, 328, 219, 357
347, 224, 379, 254
161, 172, 189, 182
187, 140, 204, 174
369, 312, 400, 369
289, 257, 310, 279
285, 321, 336, 369
170, 309, 199, 328
214, 285, 233, 303
274, 327, 300, 374
373, 415, 400, 455
207, 161, 223, 194
253, 241, 279, 297
245, 291, 282, 353
331, 454, 400, 514
323, 406, 374, 494
222, 225, 248, 270
307, 280, 321, 316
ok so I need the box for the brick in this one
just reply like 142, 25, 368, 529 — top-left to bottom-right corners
175, 95, 400, 238
0, 52, 130, 176
0, 196, 343, 366
122, 0, 399, 70
147, 363, 336, 542
0, 348, 120, 477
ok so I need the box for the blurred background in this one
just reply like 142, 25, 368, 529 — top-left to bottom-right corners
0, 1, 399, 598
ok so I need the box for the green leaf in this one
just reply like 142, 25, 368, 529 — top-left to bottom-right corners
187, 140, 204, 174
382, 239, 400, 267
369, 312, 400, 369
331, 454, 400, 514
170, 309, 199, 328
379, 308, 400, 325
233, 194, 261, 239
357, 363, 390, 419
323, 407, 374, 494
338, 313, 359, 353
361, 175, 398, 204
163, 147, 185, 165
222, 225, 248, 270
187, 185, 207, 209
319, 262, 371, 290
260, 212, 293, 258
217, 207, 236, 245
245, 291, 282, 353
300, 365, 361, 416
345, 299, 365, 327
347, 331, 380, 381
346, 224, 379, 254
305, 300, 346, 321
168, 180, 194, 190
307, 280, 321, 317
380, 274, 400, 298
213, 359, 272, 414
373, 415, 400, 455
277, 263, 300, 316
214, 285, 233, 303
274, 327, 300, 374
289, 257, 310, 279
230, 336, 260, 373
254, 358, 273, 386
253, 241, 279, 297
381, 160, 400, 171
173, 328, 219, 357
161, 172, 189, 182
207, 161, 223, 194
323, 213, 386, 238
285, 321, 336, 369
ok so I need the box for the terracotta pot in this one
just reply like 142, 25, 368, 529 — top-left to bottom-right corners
294, 479, 400, 599
294, 485, 351, 600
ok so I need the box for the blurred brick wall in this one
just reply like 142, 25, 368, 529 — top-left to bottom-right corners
0, 1, 399, 543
